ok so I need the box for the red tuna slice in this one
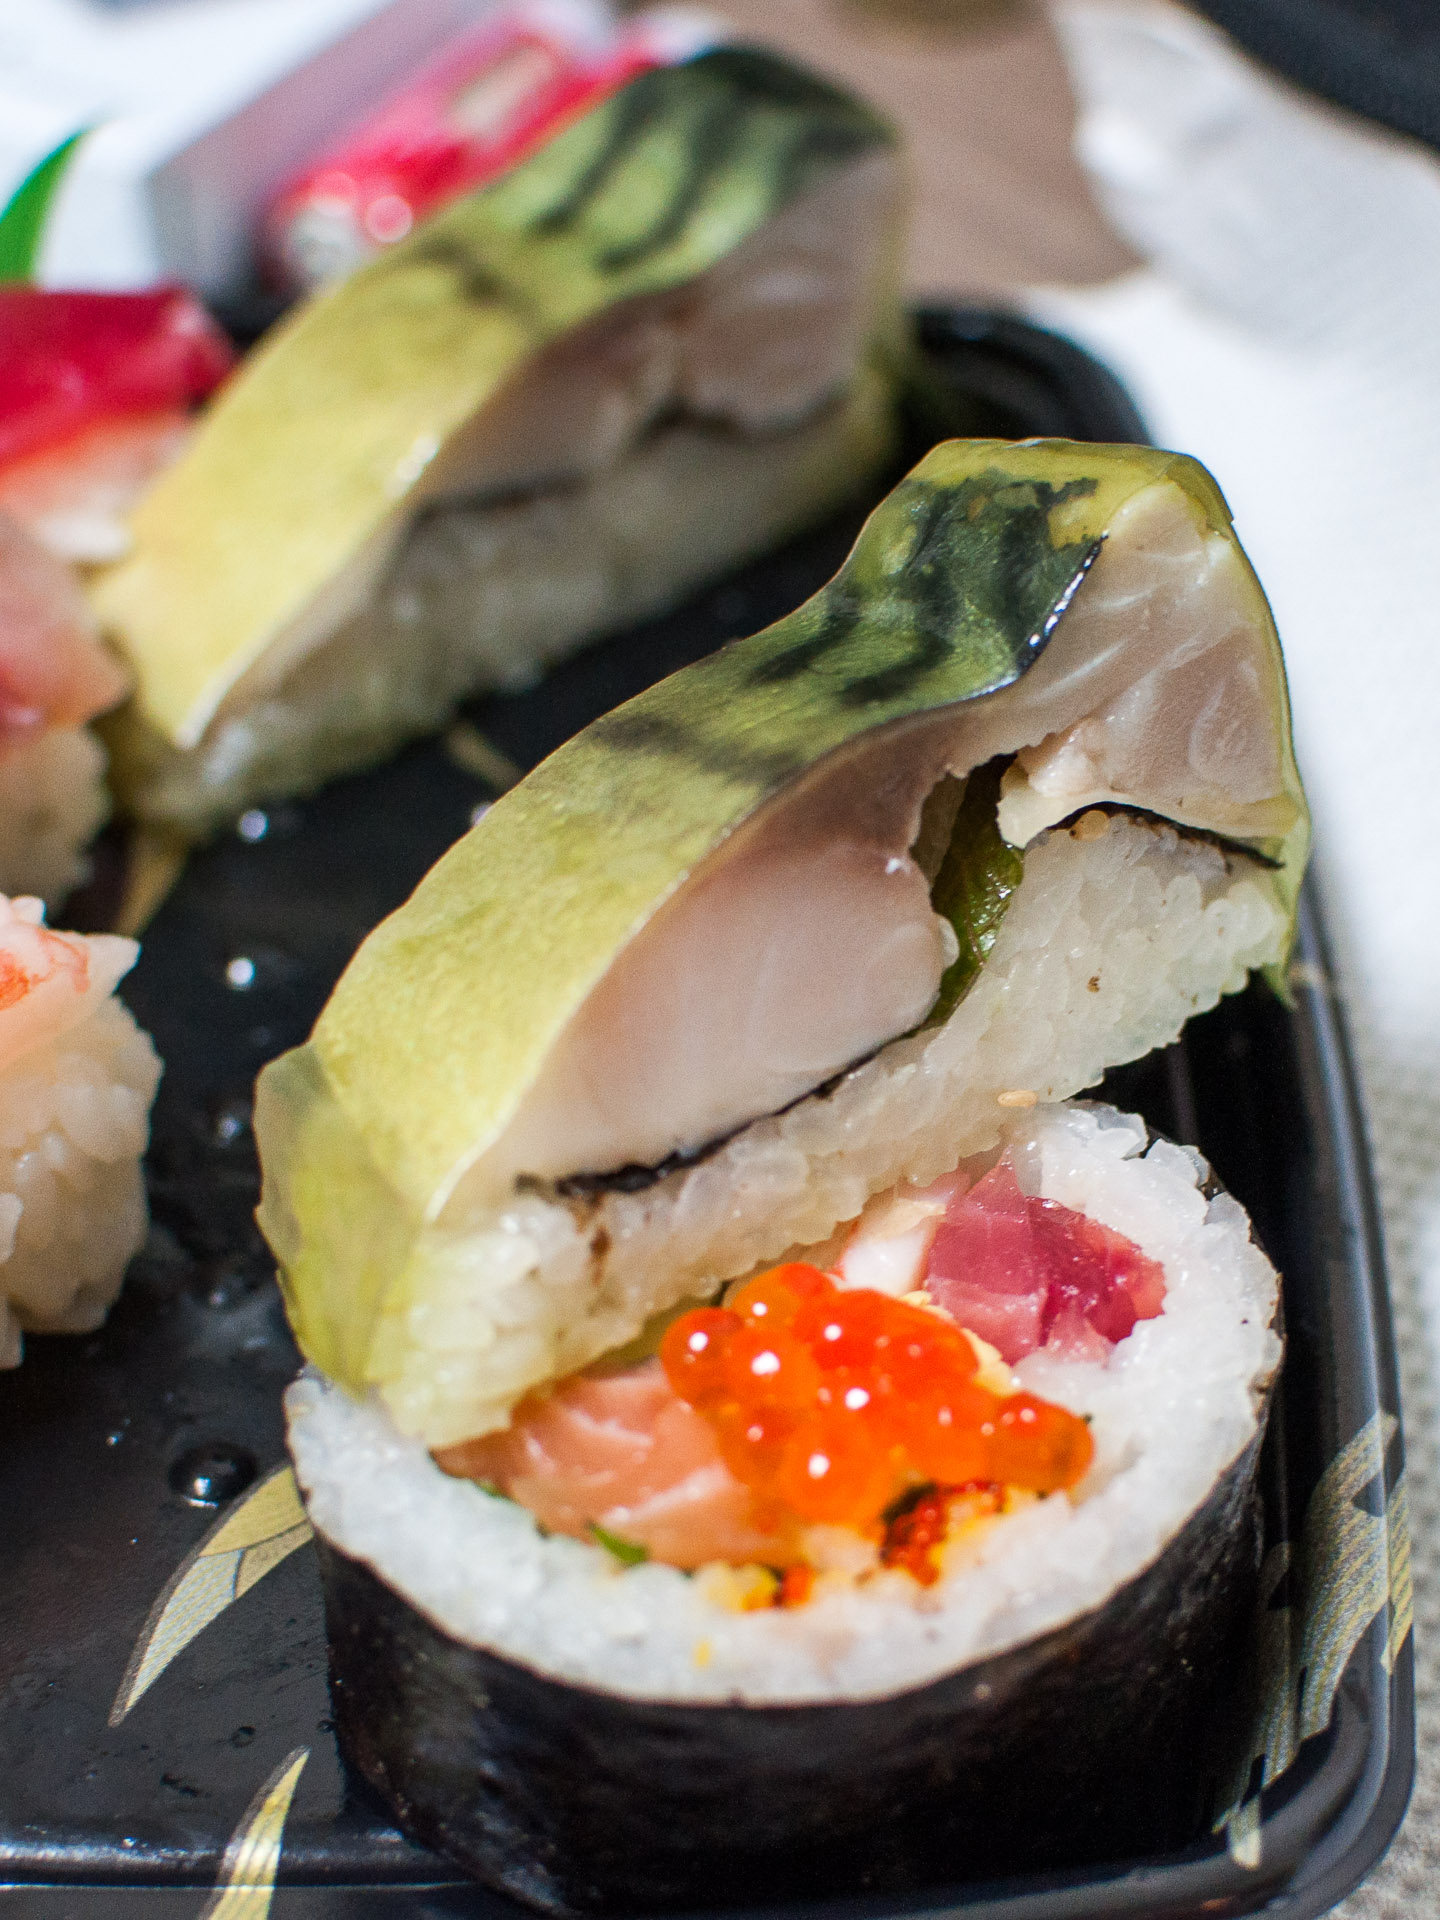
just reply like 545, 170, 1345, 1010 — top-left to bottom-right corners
923, 1158, 1166, 1363
0, 514, 129, 739
1031, 1202, 1168, 1351
0, 288, 234, 471
925, 1160, 1050, 1362
433, 1359, 797, 1570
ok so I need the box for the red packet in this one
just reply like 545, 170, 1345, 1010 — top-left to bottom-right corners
266, 2, 719, 292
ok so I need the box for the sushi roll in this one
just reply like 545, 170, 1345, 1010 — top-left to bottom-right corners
0, 513, 130, 903
289, 1101, 1278, 1907
0, 893, 161, 1368
89, 48, 908, 834
257, 437, 1307, 1907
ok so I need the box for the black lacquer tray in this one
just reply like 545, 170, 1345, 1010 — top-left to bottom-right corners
0, 310, 1412, 1917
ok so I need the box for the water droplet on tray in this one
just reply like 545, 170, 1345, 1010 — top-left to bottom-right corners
191, 1257, 257, 1311
211, 1101, 251, 1148
169, 1443, 258, 1508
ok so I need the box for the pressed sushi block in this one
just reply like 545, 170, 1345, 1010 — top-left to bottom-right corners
259, 437, 1307, 1909
90, 47, 910, 835
0, 287, 234, 899
0, 893, 160, 1368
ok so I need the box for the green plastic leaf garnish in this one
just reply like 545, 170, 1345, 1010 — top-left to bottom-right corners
590, 1523, 649, 1566
0, 131, 89, 283
927, 757, 1024, 1027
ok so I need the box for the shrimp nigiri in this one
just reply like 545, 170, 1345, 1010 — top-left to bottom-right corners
0, 893, 160, 1368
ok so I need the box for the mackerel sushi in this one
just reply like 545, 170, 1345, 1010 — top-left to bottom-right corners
257, 437, 1308, 1907
91, 47, 908, 834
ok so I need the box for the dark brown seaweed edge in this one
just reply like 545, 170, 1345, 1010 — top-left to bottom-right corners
315, 1403, 1270, 1914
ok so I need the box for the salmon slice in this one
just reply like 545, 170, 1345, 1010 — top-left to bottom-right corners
435, 1360, 797, 1569
925, 1158, 1167, 1362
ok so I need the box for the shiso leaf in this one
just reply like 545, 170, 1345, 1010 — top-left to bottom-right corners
927, 759, 1023, 1028
590, 1524, 650, 1566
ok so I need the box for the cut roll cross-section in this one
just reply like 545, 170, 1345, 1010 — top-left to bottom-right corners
287, 1100, 1283, 1910
89, 47, 908, 833
256, 436, 1308, 1454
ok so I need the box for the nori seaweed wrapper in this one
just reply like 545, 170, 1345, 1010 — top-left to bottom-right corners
316, 1415, 1268, 1914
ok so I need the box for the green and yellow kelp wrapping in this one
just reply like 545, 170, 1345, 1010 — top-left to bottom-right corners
91, 48, 907, 830
257, 437, 1309, 1425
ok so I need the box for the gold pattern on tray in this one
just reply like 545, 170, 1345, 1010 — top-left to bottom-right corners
200, 1745, 309, 1919
1219, 1411, 1405, 1865
109, 1465, 313, 1725
1383, 1468, 1413, 1674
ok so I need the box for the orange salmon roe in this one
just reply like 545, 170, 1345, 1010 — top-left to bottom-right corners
660, 1264, 1093, 1532
776, 1564, 816, 1608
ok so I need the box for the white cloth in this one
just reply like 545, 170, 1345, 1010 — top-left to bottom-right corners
1035, 4, 1440, 1909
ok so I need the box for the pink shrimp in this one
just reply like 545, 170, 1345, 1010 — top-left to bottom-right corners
0, 893, 138, 1074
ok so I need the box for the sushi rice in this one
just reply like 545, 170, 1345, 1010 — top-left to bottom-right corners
0, 895, 161, 1368
289, 1099, 1279, 1704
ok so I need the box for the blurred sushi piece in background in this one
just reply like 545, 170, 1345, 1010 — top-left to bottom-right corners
92, 46, 910, 833
0, 288, 232, 898
0, 892, 160, 1369
266, 0, 721, 292
0, 287, 235, 565
0, 514, 130, 902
